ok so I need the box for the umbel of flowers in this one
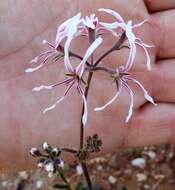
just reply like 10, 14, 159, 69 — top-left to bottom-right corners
27, 9, 156, 189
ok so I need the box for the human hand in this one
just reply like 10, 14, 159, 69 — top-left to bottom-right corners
0, 0, 175, 171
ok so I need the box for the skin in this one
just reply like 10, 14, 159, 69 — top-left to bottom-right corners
0, 0, 175, 172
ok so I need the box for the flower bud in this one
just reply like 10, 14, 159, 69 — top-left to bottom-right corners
44, 162, 54, 173
30, 148, 41, 157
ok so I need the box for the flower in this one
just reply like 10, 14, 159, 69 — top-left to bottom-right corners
98, 8, 153, 70
25, 40, 62, 73
82, 14, 99, 30
33, 37, 103, 126
94, 65, 157, 123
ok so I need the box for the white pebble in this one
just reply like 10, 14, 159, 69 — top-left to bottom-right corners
108, 175, 117, 185
136, 173, 147, 182
19, 171, 29, 180
2, 181, 7, 187
146, 151, 156, 159
131, 158, 146, 169
76, 165, 83, 175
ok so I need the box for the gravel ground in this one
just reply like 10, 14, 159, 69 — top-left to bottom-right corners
1, 144, 175, 190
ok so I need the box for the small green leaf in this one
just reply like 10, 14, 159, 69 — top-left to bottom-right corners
120, 186, 128, 190
76, 182, 86, 190
53, 183, 69, 189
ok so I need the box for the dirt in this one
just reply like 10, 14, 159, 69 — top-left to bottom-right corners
0, 144, 175, 190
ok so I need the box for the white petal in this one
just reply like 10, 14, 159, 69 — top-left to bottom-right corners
130, 78, 157, 106
83, 16, 95, 29
64, 37, 74, 72
55, 12, 81, 45
25, 64, 43, 73
133, 19, 149, 28
94, 83, 122, 111
43, 97, 64, 114
82, 95, 88, 126
135, 41, 151, 70
30, 56, 38, 63
99, 21, 121, 29
76, 37, 103, 77
98, 8, 124, 23
124, 83, 134, 123
135, 38, 155, 48
32, 85, 53, 91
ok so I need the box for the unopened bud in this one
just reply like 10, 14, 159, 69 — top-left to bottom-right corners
30, 148, 41, 157
44, 162, 54, 173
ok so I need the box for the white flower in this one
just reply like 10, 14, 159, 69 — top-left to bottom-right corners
94, 66, 156, 123
34, 37, 102, 127
98, 8, 153, 70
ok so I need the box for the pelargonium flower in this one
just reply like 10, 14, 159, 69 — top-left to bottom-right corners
94, 65, 157, 123
33, 37, 103, 126
98, 8, 153, 70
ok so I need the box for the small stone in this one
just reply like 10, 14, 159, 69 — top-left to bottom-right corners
97, 165, 103, 171
76, 165, 83, 175
131, 158, 146, 169
146, 151, 156, 159
124, 169, 132, 176
144, 184, 151, 190
108, 175, 117, 185
154, 174, 165, 180
19, 171, 29, 180
136, 173, 147, 182
1, 181, 7, 187
36, 180, 43, 189
109, 154, 122, 169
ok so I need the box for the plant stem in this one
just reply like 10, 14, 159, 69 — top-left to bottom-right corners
57, 167, 72, 190
94, 32, 126, 67
81, 162, 93, 190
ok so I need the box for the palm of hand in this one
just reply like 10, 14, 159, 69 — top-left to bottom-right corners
0, 0, 175, 170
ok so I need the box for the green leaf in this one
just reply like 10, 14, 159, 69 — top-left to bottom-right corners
120, 186, 128, 190
76, 182, 86, 190
53, 183, 69, 189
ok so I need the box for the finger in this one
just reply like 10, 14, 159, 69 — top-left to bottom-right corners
151, 59, 175, 102
126, 103, 175, 147
151, 10, 175, 58
144, 0, 175, 12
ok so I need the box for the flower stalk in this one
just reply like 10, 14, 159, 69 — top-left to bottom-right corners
27, 9, 157, 189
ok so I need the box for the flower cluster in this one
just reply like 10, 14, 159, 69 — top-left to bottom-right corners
26, 8, 156, 124
30, 142, 64, 178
